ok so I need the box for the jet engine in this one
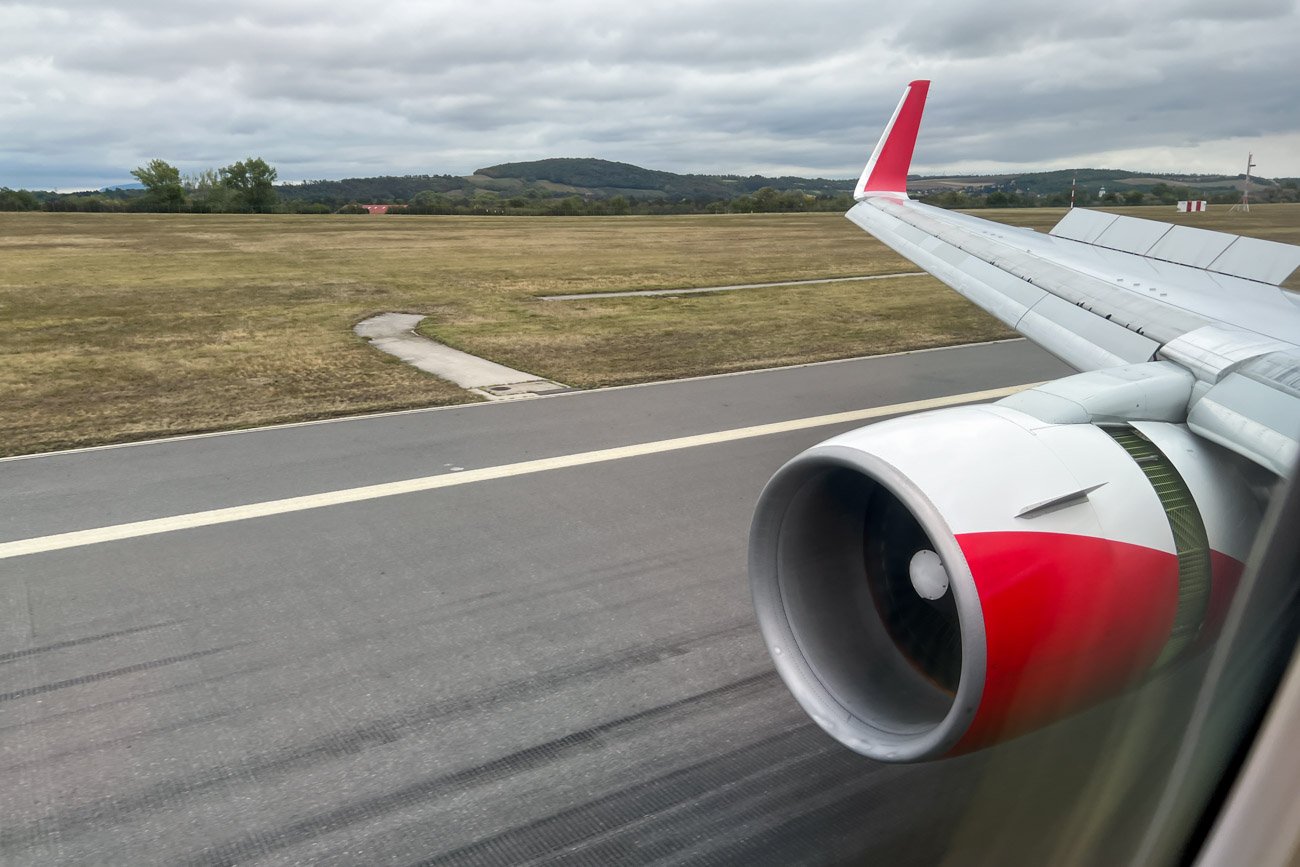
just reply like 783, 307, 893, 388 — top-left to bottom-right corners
749, 404, 1263, 762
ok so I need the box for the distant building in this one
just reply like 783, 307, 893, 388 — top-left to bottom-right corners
362, 204, 390, 215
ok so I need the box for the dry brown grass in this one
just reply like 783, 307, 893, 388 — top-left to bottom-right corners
2, 204, 1297, 456
422, 274, 1005, 387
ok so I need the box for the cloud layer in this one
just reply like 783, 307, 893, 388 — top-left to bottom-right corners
3, 0, 1298, 190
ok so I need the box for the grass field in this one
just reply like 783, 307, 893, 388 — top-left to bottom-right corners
2, 204, 1298, 457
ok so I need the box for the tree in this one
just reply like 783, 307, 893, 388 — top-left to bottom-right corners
469, 190, 501, 213
546, 196, 583, 216
1150, 183, 1177, 205
184, 169, 233, 212
408, 190, 453, 214
925, 190, 974, 210
753, 186, 780, 211
220, 157, 279, 212
131, 159, 187, 211
0, 188, 40, 211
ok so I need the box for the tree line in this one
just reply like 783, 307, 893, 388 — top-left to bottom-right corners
131, 157, 280, 213
920, 180, 1299, 210
0, 157, 281, 213
4, 161, 1297, 215
0, 174, 856, 216
378, 187, 855, 216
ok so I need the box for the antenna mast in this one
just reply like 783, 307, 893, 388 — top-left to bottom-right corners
1229, 152, 1256, 213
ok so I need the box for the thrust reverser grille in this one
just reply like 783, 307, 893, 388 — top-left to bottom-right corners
1106, 427, 1212, 665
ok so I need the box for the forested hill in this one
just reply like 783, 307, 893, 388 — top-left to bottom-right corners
475, 158, 721, 197
277, 174, 464, 203
272, 158, 857, 205
473, 158, 854, 199
10, 157, 1293, 214
269, 157, 1287, 208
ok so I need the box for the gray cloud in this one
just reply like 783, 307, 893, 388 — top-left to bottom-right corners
1, 0, 1297, 190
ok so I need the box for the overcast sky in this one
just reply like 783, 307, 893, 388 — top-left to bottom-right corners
3, 0, 1298, 191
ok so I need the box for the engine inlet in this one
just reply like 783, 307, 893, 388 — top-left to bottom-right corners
750, 443, 986, 761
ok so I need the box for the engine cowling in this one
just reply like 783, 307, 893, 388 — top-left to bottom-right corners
749, 404, 1262, 762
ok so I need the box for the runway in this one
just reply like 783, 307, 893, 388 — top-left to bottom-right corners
1, 340, 1205, 865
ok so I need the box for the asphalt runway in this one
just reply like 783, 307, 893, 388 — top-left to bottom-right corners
1, 340, 1211, 865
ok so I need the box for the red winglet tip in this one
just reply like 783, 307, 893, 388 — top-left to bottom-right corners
856, 80, 930, 199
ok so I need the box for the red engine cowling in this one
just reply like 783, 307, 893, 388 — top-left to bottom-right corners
749, 404, 1263, 762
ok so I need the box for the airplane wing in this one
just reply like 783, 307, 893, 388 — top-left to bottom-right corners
748, 81, 1300, 764
848, 80, 1300, 476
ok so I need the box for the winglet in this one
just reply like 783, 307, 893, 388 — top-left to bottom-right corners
855, 80, 930, 200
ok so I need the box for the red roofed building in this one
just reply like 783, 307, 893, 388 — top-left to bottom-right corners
362, 204, 390, 215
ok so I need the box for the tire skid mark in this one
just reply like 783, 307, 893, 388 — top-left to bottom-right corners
681, 767, 957, 867
0, 656, 284, 737
173, 673, 781, 867
0, 622, 759, 848
406, 724, 834, 867
543, 740, 917, 867
0, 621, 179, 665
0, 548, 717, 740
0, 645, 233, 704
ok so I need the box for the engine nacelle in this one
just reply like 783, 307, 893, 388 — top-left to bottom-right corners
749, 404, 1262, 762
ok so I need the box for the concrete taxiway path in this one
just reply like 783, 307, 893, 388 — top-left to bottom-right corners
0, 340, 1205, 865
354, 313, 568, 399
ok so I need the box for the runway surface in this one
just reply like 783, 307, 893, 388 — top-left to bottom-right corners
0, 340, 1207, 865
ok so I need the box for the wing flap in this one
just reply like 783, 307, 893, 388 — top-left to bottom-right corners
1050, 208, 1300, 285
1092, 217, 1175, 256
1188, 364, 1300, 477
1147, 225, 1239, 270
1050, 208, 1118, 244
1207, 235, 1300, 285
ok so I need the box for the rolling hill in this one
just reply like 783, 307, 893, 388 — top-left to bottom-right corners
271, 158, 1282, 206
